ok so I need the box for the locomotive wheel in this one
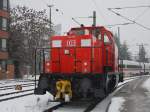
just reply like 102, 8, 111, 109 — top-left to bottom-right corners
105, 74, 118, 93
93, 75, 108, 99
104, 74, 109, 94
94, 88, 106, 99
79, 78, 92, 98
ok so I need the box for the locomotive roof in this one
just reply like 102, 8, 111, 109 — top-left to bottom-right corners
70, 26, 113, 36
71, 26, 106, 30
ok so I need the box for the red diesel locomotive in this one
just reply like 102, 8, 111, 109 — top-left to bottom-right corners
34, 25, 123, 101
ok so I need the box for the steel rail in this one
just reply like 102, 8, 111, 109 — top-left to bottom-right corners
0, 83, 35, 90
0, 84, 35, 91
0, 89, 34, 97
0, 93, 34, 102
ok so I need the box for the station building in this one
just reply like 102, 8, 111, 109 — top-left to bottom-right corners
0, 0, 14, 79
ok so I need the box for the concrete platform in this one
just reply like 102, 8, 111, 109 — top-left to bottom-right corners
113, 76, 150, 112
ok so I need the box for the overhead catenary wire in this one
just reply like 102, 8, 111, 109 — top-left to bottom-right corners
41, 0, 108, 26
40, 0, 82, 26
106, 22, 134, 27
109, 5, 150, 10
90, 0, 108, 24
71, 18, 81, 26
134, 7, 150, 21
109, 5, 150, 21
108, 8, 150, 31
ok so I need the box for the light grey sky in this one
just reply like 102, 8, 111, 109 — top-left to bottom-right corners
11, 0, 150, 57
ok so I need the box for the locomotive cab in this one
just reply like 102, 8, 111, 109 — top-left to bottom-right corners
34, 26, 122, 101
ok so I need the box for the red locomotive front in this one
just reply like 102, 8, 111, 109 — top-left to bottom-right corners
35, 26, 123, 101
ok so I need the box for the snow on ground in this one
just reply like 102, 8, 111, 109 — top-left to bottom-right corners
142, 77, 150, 91
118, 78, 135, 87
0, 87, 34, 100
108, 97, 125, 112
0, 92, 58, 112
0, 85, 34, 94
0, 79, 59, 112
23, 75, 40, 80
0, 80, 34, 87
0, 79, 35, 100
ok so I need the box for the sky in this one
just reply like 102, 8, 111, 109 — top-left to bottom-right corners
10, 0, 150, 57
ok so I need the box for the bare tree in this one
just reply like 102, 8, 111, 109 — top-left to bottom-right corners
114, 34, 131, 60
9, 6, 50, 76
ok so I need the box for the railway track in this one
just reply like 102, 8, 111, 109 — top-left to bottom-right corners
0, 83, 35, 91
0, 89, 34, 97
0, 79, 35, 84
0, 79, 39, 102
44, 76, 139, 112
0, 89, 34, 102
44, 99, 102, 112
0, 93, 34, 102
0, 79, 36, 103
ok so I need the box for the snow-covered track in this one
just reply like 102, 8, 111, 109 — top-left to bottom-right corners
44, 98, 104, 112
0, 79, 35, 84
0, 89, 34, 102
0, 83, 35, 91
0, 89, 34, 97
0, 92, 34, 102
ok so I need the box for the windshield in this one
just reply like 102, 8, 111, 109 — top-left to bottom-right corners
71, 29, 85, 35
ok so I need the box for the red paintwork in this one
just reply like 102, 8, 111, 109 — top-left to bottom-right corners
45, 26, 118, 75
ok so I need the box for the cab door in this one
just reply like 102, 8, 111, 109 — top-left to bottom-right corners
103, 33, 114, 72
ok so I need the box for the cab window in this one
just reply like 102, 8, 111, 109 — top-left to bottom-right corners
85, 29, 89, 35
98, 34, 102, 40
91, 29, 100, 38
71, 29, 85, 35
104, 34, 111, 44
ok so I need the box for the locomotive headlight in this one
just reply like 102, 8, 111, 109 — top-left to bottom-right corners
46, 63, 50, 66
84, 62, 88, 66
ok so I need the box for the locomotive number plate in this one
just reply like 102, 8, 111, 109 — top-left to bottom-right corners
67, 40, 76, 47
